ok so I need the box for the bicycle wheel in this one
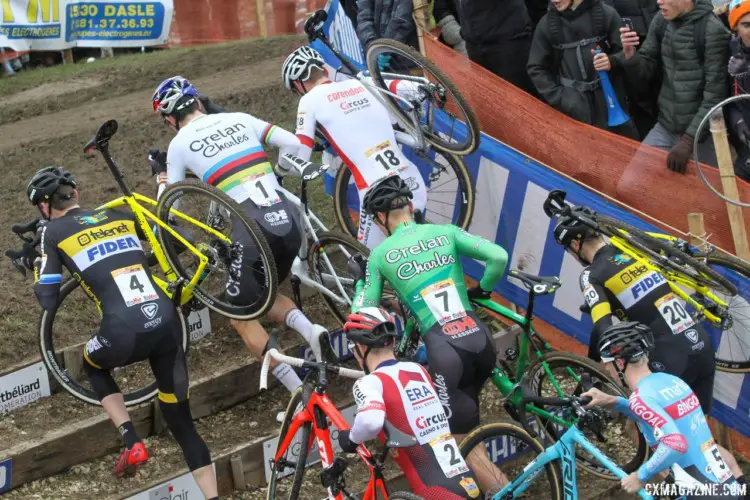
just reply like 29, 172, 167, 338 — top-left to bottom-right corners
365, 38, 480, 156
333, 149, 475, 238
156, 179, 278, 320
267, 387, 311, 500
693, 253, 750, 372
39, 279, 189, 406
458, 421, 561, 500
597, 216, 737, 296
526, 351, 647, 479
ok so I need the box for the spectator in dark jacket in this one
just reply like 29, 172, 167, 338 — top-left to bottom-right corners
434, 0, 468, 55
614, 0, 731, 173
726, 0, 750, 181
356, 0, 419, 52
527, 0, 639, 137
457, 0, 538, 95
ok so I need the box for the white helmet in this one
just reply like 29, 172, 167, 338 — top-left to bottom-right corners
282, 46, 325, 90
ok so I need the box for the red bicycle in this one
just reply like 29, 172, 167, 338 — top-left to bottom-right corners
260, 348, 424, 500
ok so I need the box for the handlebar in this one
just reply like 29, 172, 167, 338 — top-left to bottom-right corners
259, 348, 364, 391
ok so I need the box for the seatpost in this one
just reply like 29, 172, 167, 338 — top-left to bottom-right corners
100, 144, 133, 197
525, 291, 536, 321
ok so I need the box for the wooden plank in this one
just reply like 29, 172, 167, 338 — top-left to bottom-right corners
230, 454, 246, 490
687, 213, 706, 249
411, 0, 430, 57
256, 0, 267, 38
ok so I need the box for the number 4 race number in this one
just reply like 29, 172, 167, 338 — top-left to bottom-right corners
111, 264, 158, 307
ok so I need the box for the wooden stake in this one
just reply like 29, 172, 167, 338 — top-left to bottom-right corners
63, 347, 83, 382
411, 0, 430, 57
61, 49, 73, 64
256, 0, 267, 38
710, 110, 750, 261
230, 455, 246, 490
687, 213, 706, 249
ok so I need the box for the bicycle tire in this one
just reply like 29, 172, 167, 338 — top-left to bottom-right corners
365, 38, 480, 156
267, 387, 311, 500
156, 179, 278, 320
39, 279, 189, 407
333, 150, 475, 238
693, 253, 750, 372
597, 215, 737, 296
526, 351, 647, 479
387, 493, 425, 499
458, 421, 562, 500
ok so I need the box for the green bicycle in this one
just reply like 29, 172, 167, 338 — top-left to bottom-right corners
395, 269, 647, 480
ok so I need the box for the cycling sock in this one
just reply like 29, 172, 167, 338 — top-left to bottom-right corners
272, 363, 303, 392
118, 421, 141, 449
284, 309, 314, 344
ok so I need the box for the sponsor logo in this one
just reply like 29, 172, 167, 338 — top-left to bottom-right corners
630, 271, 666, 300
339, 97, 371, 113
580, 269, 590, 287
85, 336, 106, 355
433, 374, 452, 420
658, 378, 690, 399
189, 123, 250, 158
690, 412, 707, 434
562, 441, 575, 499
414, 412, 448, 437
460, 477, 480, 498
225, 245, 245, 297
364, 140, 391, 158
402, 176, 419, 191
317, 437, 330, 466
611, 254, 633, 265
264, 209, 289, 227
327, 86, 366, 102
628, 394, 668, 429
405, 384, 436, 406
0, 458, 11, 494
650, 361, 666, 372
76, 222, 130, 246
0, 380, 41, 404
665, 392, 701, 419
353, 381, 367, 409
0, 363, 50, 415
646, 444, 670, 472
685, 329, 699, 343
384, 236, 455, 280
144, 317, 163, 329
618, 264, 649, 285
691, 341, 705, 352
85, 236, 140, 263
660, 433, 688, 453
74, 211, 108, 225
141, 303, 159, 320
442, 316, 480, 337
187, 308, 212, 342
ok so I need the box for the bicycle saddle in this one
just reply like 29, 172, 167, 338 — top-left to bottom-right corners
84, 119, 118, 153
382, 420, 418, 448
509, 269, 561, 295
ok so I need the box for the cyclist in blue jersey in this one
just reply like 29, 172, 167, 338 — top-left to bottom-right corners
582, 322, 745, 499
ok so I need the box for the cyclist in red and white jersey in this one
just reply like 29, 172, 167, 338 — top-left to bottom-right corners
280, 46, 427, 249
337, 307, 482, 499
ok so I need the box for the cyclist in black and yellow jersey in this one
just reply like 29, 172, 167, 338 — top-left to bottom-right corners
22, 167, 219, 497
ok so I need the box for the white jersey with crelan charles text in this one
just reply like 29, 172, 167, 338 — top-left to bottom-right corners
294, 79, 414, 191
166, 112, 300, 207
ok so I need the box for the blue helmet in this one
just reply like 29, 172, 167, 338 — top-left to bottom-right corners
152, 76, 200, 116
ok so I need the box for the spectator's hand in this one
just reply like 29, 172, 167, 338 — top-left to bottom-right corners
378, 55, 391, 71
737, 119, 750, 145
621, 472, 644, 494
667, 134, 694, 174
729, 54, 749, 76
620, 27, 639, 60
592, 51, 611, 72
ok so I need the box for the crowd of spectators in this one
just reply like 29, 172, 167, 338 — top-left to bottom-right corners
342, 0, 750, 179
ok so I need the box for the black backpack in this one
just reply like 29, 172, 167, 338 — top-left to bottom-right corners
653, 12, 721, 64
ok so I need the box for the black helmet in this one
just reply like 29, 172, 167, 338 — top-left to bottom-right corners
553, 206, 598, 247
598, 322, 654, 363
27, 167, 77, 205
344, 307, 397, 347
362, 175, 413, 215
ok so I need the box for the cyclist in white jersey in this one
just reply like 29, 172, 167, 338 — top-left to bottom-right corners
152, 76, 332, 401
337, 307, 482, 499
280, 46, 427, 249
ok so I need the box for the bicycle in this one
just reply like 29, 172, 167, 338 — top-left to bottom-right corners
393, 269, 647, 480
259, 346, 425, 499
544, 189, 750, 373
458, 391, 655, 500
302, 10, 478, 239
6, 119, 279, 406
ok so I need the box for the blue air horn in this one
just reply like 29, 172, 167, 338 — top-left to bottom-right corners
594, 48, 629, 127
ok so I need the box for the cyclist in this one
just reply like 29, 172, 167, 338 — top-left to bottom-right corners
280, 46, 428, 249
582, 322, 744, 499
348, 175, 508, 493
152, 76, 333, 401
23, 167, 219, 498
338, 307, 482, 499
549, 202, 744, 483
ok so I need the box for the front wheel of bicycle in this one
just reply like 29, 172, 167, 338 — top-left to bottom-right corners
365, 38, 480, 156
458, 421, 562, 500
39, 279, 189, 406
156, 179, 278, 320
527, 351, 647, 479
333, 150, 475, 238
267, 387, 311, 500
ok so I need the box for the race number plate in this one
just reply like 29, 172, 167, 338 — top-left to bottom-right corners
430, 434, 469, 478
111, 264, 158, 307
420, 278, 466, 326
247, 173, 281, 207
655, 293, 695, 334
702, 439, 732, 483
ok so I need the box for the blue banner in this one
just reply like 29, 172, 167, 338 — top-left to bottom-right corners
65, 2, 164, 42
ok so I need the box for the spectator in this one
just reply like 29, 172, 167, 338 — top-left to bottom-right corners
527, 0, 639, 138
726, 0, 750, 181
614, 0, 731, 173
356, 0, 419, 53
527, 0, 552, 29
434, 0, 468, 56
457, 0, 538, 96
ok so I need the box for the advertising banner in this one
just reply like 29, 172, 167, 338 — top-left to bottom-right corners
124, 464, 215, 500
0, 362, 51, 414
0, 0, 173, 51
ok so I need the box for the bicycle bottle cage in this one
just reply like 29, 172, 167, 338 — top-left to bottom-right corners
509, 270, 561, 295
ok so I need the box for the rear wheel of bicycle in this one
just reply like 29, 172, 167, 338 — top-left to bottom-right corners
458, 421, 561, 500
333, 149, 475, 238
365, 38, 480, 156
693, 253, 750, 372
267, 387, 311, 500
527, 351, 647, 479
597, 215, 737, 296
39, 279, 189, 406
156, 179, 278, 320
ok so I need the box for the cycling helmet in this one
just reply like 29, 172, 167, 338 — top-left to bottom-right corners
282, 46, 325, 90
598, 322, 654, 363
27, 166, 77, 205
553, 206, 598, 247
362, 175, 413, 215
152, 76, 200, 116
344, 307, 397, 348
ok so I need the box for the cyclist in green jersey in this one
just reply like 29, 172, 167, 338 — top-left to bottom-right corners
349, 175, 509, 494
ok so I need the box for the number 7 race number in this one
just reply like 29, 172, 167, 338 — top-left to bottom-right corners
420, 278, 466, 326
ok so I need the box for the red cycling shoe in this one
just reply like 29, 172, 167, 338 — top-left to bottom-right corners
113, 442, 149, 477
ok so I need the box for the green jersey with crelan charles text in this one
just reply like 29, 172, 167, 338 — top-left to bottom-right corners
352, 221, 509, 332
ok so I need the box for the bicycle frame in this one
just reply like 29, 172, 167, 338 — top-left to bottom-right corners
493, 425, 653, 500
